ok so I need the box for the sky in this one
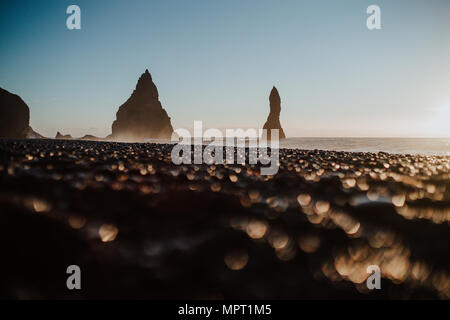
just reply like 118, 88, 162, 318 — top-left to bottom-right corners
1, 0, 450, 138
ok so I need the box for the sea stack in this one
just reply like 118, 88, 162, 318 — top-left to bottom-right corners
55, 132, 73, 140
263, 86, 286, 140
0, 87, 31, 138
111, 69, 174, 141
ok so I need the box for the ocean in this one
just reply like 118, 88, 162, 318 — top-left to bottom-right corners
149, 137, 450, 156
280, 138, 450, 156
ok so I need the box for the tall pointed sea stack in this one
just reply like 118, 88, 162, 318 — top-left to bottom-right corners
263, 86, 286, 139
111, 69, 173, 141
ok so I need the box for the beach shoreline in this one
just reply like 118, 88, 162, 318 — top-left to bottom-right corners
0, 138, 449, 299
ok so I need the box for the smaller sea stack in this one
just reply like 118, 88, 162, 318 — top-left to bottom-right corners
263, 87, 286, 140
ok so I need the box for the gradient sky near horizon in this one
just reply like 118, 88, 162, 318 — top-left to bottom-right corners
1, 0, 450, 138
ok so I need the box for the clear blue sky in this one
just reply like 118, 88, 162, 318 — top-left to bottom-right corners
1, 0, 450, 137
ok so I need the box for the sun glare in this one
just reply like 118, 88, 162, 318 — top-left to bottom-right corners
426, 102, 450, 137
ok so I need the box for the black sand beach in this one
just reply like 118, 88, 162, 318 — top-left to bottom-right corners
0, 138, 449, 299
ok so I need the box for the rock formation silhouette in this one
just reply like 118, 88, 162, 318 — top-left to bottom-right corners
111, 69, 173, 141
55, 132, 73, 140
55, 132, 103, 141
263, 86, 286, 140
0, 87, 43, 139
0, 87, 30, 138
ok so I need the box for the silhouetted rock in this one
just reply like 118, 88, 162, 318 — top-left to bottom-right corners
55, 131, 73, 140
111, 69, 173, 141
0, 87, 30, 138
263, 87, 286, 140
54, 132, 104, 141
